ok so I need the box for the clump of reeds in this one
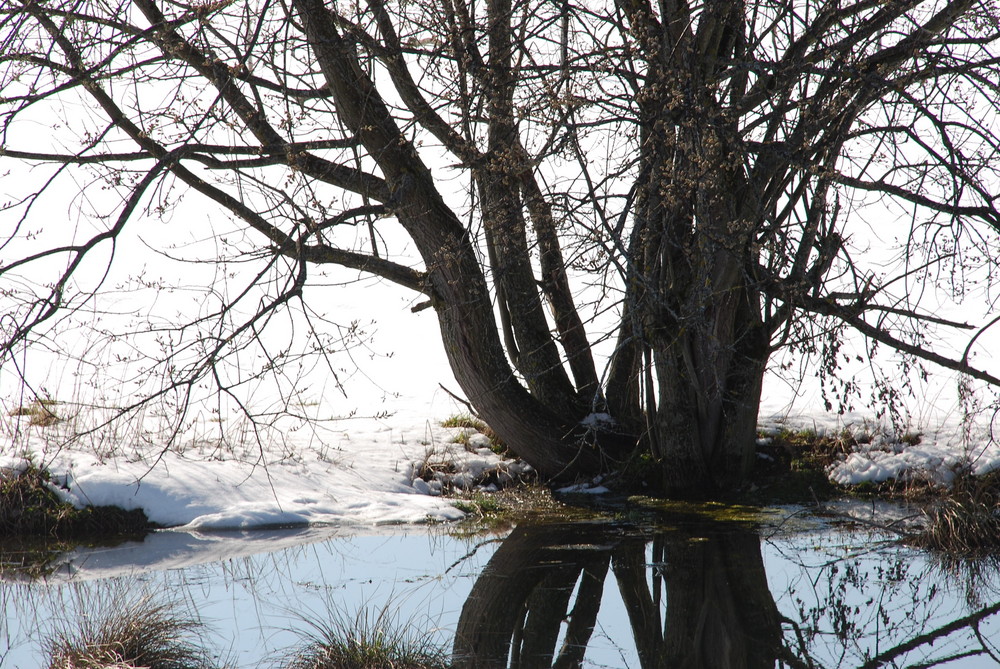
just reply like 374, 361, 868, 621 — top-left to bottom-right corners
281, 607, 448, 669
47, 594, 215, 669
912, 468, 1000, 556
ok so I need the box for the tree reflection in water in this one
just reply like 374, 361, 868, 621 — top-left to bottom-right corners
5, 517, 1000, 667
453, 520, 1000, 669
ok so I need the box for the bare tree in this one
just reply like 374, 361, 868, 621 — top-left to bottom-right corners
2, 0, 999, 494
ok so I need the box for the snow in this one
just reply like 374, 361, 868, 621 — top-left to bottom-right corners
3, 390, 996, 535
1, 277, 997, 532
0, 402, 526, 529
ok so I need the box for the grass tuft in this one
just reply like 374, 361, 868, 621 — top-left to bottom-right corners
47, 594, 215, 669
912, 469, 1000, 556
280, 606, 448, 669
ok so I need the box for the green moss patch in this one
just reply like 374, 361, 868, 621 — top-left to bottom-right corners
449, 485, 605, 535
452, 493, 506, 517
441, 414, 506, 455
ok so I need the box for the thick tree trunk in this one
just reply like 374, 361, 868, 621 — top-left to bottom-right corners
295, 0, 622, 482
654, 283, 769, 496
608, 30, 770, 495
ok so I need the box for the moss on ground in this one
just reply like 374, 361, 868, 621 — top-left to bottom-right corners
0, 463, 152, 539
441, 414, 507, 455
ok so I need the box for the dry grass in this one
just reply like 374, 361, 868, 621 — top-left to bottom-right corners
47, 594, 215, 669
9, 398, 61, 427
280, 607, 448, 669
912, 469, 1000, 556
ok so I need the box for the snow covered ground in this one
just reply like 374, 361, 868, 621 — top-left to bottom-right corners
0, 401, 532, 529
3, 376, 999, 535
2, 271, 998, 533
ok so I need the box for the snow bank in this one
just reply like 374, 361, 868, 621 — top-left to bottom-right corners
760, 410, 1000, 487
0, 410, 527, 530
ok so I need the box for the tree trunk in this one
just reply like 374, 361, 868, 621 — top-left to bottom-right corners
295, 0, 620, 482
607, 18, 770, 496
653, 283, 769, 496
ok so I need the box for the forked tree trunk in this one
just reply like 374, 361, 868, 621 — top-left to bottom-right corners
296, 0, 618, 482
299, 0, 767, 493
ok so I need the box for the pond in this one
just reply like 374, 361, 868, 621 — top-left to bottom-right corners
3, 503, 1000, 668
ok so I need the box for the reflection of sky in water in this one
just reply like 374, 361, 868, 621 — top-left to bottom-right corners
763, 527, 1000, 669
2, 521, 1000, 668
2, 529, 498, 667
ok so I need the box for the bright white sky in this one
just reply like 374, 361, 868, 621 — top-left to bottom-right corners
3, 1, 1000, 540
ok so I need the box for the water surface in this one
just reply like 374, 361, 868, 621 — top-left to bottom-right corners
3, 505, 999, 668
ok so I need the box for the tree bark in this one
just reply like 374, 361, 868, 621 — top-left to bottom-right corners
294, 0, 617, 481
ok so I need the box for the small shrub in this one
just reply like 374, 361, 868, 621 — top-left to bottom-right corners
765, 427, 858, 470
47, 594, 214, 669
281, 607, 448, 669
914, 497, 1000, 555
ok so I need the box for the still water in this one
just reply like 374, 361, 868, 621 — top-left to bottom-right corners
3, 505, 999, 668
